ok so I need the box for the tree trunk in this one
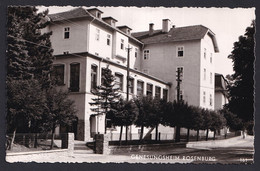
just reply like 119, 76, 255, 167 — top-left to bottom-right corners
175, 126, 181, 142
186, 128, 190, 142
34, 133, 38, 148
155, 124, 158, 141
119, 125, 123, 146
206, 129, 209, 141
139, 125, 144, 143
9, 127, 17, 150
50, 124, 55, 149
125, 126, 128, 144
196, 129, 199, 141
213, 130, 216, 140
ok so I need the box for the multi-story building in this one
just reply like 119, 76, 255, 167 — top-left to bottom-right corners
47, 8, 171, 141
46, 7, 219, 141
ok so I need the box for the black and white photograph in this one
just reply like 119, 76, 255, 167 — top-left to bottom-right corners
4, 5, 255, 164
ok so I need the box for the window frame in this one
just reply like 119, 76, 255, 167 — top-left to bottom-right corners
115, 72, 123, 91
91, 64, 98, 92
155, 86, 161, 99
128, 77, 134, 94
137, 80, 144, 97
163, 89, 168, 101
107, 34, 111, 46
177, 46, 184, 57
203, 68, 206, 81
64, 27, 70, 39
203, 91, 206, 104
143, 49, 150, 60
52, 64, 65, 86
96, 28, 100, 41
69, 63, 80, 92
146, 83, 153, 97
120, 39, 124, 50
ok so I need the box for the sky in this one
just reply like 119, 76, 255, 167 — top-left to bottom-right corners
38, 6, 255, 77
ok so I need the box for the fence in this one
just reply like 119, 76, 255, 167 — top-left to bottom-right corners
6, 133, 67, 152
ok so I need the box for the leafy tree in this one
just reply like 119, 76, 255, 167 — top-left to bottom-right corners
209, 112, 226, 140
225, 21, 255, 130
219, 109, 243, 131
45, 88, 77, 149
89, 66, 121, 133
107, 98, 138, 144
190, 106, 204, 141
6, 79, 46, 149
134, 96, 155, 142
201, 109, 213, 141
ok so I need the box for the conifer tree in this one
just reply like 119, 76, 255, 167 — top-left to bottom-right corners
89, 66, 121, 133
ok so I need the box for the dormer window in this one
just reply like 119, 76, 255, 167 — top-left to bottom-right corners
64, 27, 70, 39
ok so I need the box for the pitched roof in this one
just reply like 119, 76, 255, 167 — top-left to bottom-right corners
132, 25, 219, 52
48, 7, 91, 22
48, 7, 143, 45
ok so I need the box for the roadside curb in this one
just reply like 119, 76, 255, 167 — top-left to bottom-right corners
6, 149, 68, 156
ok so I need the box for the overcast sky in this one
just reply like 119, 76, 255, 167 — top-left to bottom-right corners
38, 6, 255, 77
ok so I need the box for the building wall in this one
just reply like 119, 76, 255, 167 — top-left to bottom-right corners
215, 92, 228, 110
140, 40, 201, 106
199, 34, 215, 110
49, 20, 89, 55
88, 23, 113, 58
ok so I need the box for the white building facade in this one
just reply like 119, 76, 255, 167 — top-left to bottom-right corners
47, 7, 219, 141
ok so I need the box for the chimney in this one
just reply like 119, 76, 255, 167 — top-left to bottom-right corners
162, 19, 171, 33
149, 23, 154, 35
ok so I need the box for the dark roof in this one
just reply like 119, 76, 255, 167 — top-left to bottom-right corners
87, 8, 104, 13
102, 16, 118, 22
132, 25, 219, 52
48, 7, 143, 45
48, 8, 91, 22
117, 25, 132, 30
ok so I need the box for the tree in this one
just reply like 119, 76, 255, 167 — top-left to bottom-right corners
209, 112, 226, 140
201, 109, 213, 141
89, 66, 121, 133
45, 88, 77, 149
6, 79, 46, 149
225, 21, 255, 130
190, 106, 204, 141
219, 109, 243, 131
107, 98, 138, 144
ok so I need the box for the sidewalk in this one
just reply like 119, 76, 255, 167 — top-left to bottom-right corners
186, 135, 254, 149
5, 136, 254, 163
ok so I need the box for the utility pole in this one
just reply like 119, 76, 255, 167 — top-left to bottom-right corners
125, 45, 132, 143
175, 68, 182, 142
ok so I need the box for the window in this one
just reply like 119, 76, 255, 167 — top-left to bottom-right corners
203, 68, 206, 80
64, 27, 70, 39
203, 91, 206, 104
115, 73, 123, 91
155, 86, 161, 99
210, 53, 213, 63
120, 39, 124, 50
204, 48, 207, 59
135, 48, 138, 58
107, 34, 111, 46
51, 64, 65, 85
144, 50, 149, 60
70, 63, 80, 92
96, 28, 100, 41
128, 77, 134, 94
210, 94, 213, 106
177, 46, 184, 57
163, 89, 168, 101
91, 65, 98, 91
146, 83, 153, 97
176, 67, 184, 79
210, 72, 212, 84
137, 80, 144, 97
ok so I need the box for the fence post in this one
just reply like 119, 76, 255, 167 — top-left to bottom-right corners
159, 132, 161, 141
61, 132, 74, 156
